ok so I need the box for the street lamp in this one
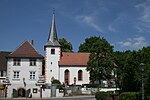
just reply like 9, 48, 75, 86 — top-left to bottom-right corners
35, 75, 45, 98
140, 63, 144, 100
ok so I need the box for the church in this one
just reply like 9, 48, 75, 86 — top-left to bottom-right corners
44, 12, 90, 85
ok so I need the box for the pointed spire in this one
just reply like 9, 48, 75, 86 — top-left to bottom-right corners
46, 9, 61, 47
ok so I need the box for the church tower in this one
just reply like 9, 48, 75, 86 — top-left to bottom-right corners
44, 11, 61, 84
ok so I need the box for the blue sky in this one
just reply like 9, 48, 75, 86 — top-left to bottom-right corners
0, 0, 150, 55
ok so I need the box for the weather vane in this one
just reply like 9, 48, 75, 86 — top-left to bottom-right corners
53, 8, 55, 14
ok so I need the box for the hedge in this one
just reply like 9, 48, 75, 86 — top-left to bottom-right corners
119, 92, 140, 100
95, 92, 109, 100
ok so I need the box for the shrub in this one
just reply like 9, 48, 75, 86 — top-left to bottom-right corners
95, 92, 109, 100
146, 96, 150, 100
51, 79, 61, 85
119, 92, 139, 100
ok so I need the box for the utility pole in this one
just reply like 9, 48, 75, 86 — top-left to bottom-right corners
140, 63, 144, 100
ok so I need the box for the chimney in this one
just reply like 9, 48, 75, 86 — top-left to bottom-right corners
31, 40, 34, 46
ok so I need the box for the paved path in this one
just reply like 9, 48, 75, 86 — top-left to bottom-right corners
0, 95, 96, 100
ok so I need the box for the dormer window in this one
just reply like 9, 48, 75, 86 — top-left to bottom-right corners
51, 49, 55, 54
13, 59, 20, 66
30, 59, 36, 66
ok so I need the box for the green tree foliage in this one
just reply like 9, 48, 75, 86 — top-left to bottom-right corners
139, 47, 150, 96
84, 36, 115, 83
79, 36, 150, 97
78, 36, 103, 52
119, 92, 139, 100
116, 46, 150, 96
51, 79, 61, 85
121, 50, 141, 92
58, 38, 73, 52
113, 51, 126, 90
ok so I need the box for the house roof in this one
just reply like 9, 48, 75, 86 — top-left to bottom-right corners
59, 52, 90, 66
7, 40, 43, 58
0, 51, 11, 71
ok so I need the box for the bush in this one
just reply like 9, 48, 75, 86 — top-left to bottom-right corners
146, 96, 150, 100
51, 79, 61, 85
95, 92, 109, 100
119, 92, 139, 100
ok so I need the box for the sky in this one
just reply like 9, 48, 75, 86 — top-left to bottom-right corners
0, 0, 150, 55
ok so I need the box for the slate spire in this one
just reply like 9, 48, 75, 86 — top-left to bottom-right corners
46, 9, 61, 47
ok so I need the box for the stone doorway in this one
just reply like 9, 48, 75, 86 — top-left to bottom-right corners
18, 88, 26, 97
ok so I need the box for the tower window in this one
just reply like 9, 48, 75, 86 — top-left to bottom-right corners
51, 49, 55, 54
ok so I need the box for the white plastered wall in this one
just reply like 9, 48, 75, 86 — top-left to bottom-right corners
7, 58, 42, 98
45, 47, 61, 83
59, 66, 90, 85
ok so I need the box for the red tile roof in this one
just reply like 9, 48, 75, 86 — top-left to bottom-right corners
60, 52, 90, 66
8, 40, 43, 58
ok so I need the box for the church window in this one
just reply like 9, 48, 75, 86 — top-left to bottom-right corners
51, 49, 55, 54
13, 59, 20, 66
13, 71, 20, 79
29, 71, 36, 79
30, 59, 36, 66
64, 69, 69, 85
78, 70, 83, 81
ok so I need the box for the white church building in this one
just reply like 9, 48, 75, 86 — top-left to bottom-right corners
44, 13, 90, 85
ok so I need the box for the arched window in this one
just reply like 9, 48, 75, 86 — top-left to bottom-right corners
64, 69, 69, 85
78, 70, 83, 81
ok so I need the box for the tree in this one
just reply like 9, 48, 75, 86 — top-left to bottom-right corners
85, 36, 115, 85
139, 47, 150, 96
121, 50, 141, 92
78, 36, 102, 52
120, 47, 150, 93
113, 51, 126, 91
58, 38, 73, 52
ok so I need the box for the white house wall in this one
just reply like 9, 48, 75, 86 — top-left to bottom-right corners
59, 66, 90, 85
7, 58, 42, 98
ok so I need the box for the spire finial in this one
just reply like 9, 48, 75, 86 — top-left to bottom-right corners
53, 8, 55, 14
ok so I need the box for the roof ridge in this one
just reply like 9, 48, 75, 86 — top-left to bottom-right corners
9, 40, 28, 56
8, 40, 43, 58
27, 40, 43, 57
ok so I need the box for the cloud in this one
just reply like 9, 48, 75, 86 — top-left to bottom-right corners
107, 13, 128, 33
108, 25, 117, 32
135, 1, 150, 32
75, 15, 103, 32
117, 35, 148, 50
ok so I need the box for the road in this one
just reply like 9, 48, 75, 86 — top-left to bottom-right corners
0, 95, 96, 100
